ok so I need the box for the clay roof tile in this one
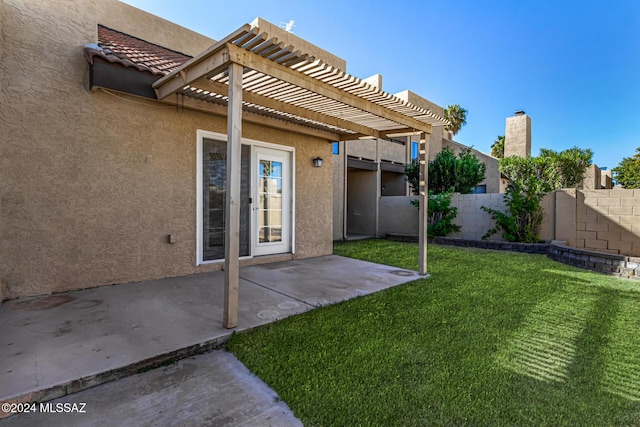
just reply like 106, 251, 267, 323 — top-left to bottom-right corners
84, 25, 192, 76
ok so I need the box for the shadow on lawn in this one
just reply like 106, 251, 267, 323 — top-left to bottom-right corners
600, 290, 640, 402
497, 277, 640, 402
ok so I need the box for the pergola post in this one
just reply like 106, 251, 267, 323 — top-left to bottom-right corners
418, 132, 429, 275
223, 62, 243, 329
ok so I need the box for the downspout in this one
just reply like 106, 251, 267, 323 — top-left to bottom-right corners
342, 140, 348, 240
375, 138, 380, 237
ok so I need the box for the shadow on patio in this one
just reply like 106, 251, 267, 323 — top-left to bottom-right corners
0, 255, 422, 406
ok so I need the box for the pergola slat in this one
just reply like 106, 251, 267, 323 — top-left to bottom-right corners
223, 43, 434, 132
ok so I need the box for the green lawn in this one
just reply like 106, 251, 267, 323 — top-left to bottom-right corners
228, 239, 640, 426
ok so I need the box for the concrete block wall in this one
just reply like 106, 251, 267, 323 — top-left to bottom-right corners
380, 192, 555, 242
450, 193, 506, 241
555, 189, 577, 246
577, 189, 640, 256
449, 193, 555, 242
375, 188, 640, 258
602, 170, 613, 189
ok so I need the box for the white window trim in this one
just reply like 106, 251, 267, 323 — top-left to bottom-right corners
196, 130, 296, 266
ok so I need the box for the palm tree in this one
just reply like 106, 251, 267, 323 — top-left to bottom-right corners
491, 135, 505, 158
444, 104, 468, 136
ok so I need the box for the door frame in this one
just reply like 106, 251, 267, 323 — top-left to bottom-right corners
196, 130, 295, 265
252, 145, 292, 256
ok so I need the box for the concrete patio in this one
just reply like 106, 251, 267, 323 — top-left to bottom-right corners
0, 254, 422, 422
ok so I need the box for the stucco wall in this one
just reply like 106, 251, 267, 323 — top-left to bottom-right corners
378, 139, 405, 164
97, 0, 215, 55
580, 164, 602, 190
346, 139, 377, 160
332, 141, 346, 240
346, 169, 377, 235
250, 17, 346, 70
381, 171, 405, 196
1, 0, 333, 300
504, 114, 531, 158
427, 127, 444, 161
335, 129, 501, 240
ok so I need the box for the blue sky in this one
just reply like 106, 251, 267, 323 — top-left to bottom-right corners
121, 0, 639, 169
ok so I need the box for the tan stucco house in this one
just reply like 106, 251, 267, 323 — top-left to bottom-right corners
1, 0, 446, 326
333, 90, 500, 240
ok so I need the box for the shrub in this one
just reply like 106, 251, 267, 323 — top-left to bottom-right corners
411, 191, 461, 237
482, 147, 592, 242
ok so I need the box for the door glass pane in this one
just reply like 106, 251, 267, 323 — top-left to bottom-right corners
202, 138, 250, 260
258, 159, 283, 243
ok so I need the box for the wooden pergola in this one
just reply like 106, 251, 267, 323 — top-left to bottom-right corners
153, 23, 446, 328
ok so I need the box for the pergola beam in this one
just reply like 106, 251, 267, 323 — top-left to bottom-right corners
153, 24, 255, 99
337, 132, 375, 141
162, 95, 341, 141
188, 78, 382, 138
381, 128, 421, 138
154, 45, 231, 101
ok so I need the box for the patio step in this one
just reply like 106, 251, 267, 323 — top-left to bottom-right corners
1, 334, 233, 418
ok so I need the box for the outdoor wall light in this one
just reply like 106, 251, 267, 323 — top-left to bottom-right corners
313, 157, 323, 168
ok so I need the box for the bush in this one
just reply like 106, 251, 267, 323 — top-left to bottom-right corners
411, 191, 461, 237
482, 147, 592, 242
481, 186, 544, 243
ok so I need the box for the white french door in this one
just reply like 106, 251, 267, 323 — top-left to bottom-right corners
252, 146, 292, 256
197, 131, 293, 264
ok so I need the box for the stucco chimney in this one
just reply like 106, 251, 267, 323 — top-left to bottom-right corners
504, 111, 531, 157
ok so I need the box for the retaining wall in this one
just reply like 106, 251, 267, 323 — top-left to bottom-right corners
547, 240, 640, 279
385, 235, 640, 280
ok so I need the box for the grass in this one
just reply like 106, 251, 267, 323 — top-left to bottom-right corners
228, 239, 640, 426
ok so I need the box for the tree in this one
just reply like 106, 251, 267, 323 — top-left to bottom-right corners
445, 147, 486, 194
539, 147, 593, 189
405, 146, 486, 195
444, 104, 468, 136
405, 157, 421, 195
482, 147, 593, 242
491, 135, 505, 158
613, 147, 640, 188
